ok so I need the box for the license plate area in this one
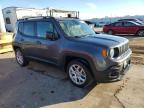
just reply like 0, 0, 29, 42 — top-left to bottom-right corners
123, 60, 128, 69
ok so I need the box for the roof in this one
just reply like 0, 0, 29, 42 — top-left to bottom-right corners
2, 7, 78, 13
2, 6, 47, 11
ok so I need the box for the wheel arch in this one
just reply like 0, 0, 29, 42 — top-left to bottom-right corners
63, 55, 95, 78
107, 29, 114, 34
136, 29, 144, 35
13, 46, 21, 51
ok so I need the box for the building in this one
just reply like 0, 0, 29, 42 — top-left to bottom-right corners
2, 7, 79, 32
2, 7, 47, 32
48, 8, 79, 18
0, 8, 6, 32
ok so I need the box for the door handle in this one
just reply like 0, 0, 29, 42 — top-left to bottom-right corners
36, 41, 42, 44
20, 38, 24, 41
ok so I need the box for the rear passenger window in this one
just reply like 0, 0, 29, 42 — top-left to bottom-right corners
18, 22, 23, 33
37, 21, 53, 38
23, 22, 35, 36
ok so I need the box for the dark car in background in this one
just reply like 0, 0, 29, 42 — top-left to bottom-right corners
118, 18, 144, 25
103, 21, 144, 36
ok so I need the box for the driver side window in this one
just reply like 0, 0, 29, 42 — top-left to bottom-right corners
37, 21, 54, 39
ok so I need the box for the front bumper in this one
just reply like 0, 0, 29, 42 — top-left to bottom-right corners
95, 57, 131, 82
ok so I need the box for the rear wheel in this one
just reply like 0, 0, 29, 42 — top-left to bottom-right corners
15, 49, 28, 66
137, 30, 144, 37
67, 60, 93, 88
107, 30, 113, 35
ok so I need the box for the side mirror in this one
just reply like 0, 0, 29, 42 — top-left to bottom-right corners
46, 32, 55, 40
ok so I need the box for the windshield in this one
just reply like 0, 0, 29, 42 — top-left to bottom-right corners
130, 21, 142, 25
59, 20, 96, 37
136, 21, 144, 25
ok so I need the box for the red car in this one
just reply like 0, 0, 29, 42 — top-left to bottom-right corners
103, 21, 144, 36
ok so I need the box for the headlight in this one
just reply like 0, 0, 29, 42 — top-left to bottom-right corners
110, 48, 119, 58
110, 49, 114, 58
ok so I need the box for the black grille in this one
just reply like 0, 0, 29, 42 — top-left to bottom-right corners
118, 43, 129, 55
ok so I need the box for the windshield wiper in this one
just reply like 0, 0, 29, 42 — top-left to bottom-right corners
73, 36, 85, 38
72, 34, 94, 38
86, 34, 94, 36
82, 34, 95, 37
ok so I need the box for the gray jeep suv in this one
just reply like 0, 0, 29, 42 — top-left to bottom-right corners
13, 17, 132, 87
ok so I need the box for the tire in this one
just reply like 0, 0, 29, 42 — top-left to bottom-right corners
107, 30, 113, 35
137, 30, 144, 37
67, 60, 93, 88
15, 49, 29, 66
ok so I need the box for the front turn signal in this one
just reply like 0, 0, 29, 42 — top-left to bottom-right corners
102, 49, 107, 57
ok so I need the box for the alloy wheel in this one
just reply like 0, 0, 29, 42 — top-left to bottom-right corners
16, 50, 24, 65
138, 30, 144, 36
108, 30, 113, 35
69, 64, 87, 85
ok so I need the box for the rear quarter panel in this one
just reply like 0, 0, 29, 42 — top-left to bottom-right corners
103, 25, 110, 33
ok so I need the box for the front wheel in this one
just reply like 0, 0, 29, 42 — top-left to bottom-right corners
67, 60, 93, 88
15, 49, 29, 66
107, 30, 114, 35
137, 30, 144, 37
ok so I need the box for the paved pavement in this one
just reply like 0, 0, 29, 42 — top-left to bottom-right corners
0, 52, 144, 108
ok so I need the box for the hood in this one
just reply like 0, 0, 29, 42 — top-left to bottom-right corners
73, 34, 128, 48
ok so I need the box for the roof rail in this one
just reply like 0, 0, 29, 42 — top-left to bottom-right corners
19, 16, 79, 21
20, 16, 50, 20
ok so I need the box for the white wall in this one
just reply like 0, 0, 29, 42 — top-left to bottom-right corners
3, 7, 47, 32
16, 8, 47, 19
0, 8, 6, 32
2, 7, 17, 32
51, 12, 76, 18
2, 7, 78, 32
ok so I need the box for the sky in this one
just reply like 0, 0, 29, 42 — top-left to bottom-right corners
0, 0, 144, 19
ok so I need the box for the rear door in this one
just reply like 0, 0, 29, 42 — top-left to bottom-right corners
18, 21, 38, 57
123, 22, 138, 34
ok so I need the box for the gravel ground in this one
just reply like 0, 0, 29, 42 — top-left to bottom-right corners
0, 52, 144, 108
128, 37, 144, 65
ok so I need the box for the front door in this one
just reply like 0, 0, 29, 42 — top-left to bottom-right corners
19, 21, 38, 57
35, 20, 60, 63
112, 22, 125, 34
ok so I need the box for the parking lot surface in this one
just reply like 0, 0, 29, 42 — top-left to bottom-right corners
0, 52, 144, 108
